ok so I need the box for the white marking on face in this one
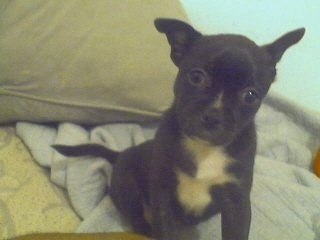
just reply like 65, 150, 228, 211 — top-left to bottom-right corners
176, 137, 237, 216
211, 92, 224, 109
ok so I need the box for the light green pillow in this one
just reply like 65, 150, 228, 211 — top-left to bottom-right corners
0, 0, 187, 123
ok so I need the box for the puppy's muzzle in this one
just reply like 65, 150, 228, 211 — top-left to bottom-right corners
201, 109, 224, 131
195, 107, 235, 145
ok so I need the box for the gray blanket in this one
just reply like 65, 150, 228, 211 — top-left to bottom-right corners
16, 91, 320, 240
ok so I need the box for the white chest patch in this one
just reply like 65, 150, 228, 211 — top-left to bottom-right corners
176, 137, 237, 216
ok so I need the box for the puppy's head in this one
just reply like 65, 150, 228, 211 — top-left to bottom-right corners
155, 18, 305, 146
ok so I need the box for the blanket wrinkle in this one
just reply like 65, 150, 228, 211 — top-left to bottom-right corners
16, 92, 320, 239
313, 214, 320, 240
67, 157, 111, 219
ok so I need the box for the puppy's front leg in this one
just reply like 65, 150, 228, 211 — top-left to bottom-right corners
217, 184, 251, 240
150, 188, 179, 240
149, 156, 179, 239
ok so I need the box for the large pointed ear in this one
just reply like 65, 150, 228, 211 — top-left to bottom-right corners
154, 18, 202, 66
264, 28, 305, 64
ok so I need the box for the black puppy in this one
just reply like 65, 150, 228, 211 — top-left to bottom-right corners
54, 19, 305, 240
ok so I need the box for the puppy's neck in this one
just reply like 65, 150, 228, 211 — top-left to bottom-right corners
183, 136, 220, 161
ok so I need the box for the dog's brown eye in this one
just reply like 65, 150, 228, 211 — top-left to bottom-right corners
240, 88, 260, 105
188, 69, 208, 87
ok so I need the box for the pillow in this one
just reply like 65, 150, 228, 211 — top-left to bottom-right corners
0, 0, 187, 124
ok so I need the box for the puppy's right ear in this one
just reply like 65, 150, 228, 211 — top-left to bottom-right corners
154, 18, 202, 66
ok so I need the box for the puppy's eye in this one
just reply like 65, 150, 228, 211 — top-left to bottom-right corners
188, 69, 208, 87
240, 88, 260, 105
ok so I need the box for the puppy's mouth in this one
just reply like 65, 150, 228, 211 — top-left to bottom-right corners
181, 113, 236, 146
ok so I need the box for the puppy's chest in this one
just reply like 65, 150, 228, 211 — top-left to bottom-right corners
176, 138, 236, 217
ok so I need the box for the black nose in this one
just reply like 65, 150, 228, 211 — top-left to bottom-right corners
201, 110, 224, 130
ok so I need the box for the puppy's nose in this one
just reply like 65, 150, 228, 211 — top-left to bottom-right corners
201, 110, 224, 129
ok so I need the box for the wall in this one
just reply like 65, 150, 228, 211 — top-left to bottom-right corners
180, 0, 320, 112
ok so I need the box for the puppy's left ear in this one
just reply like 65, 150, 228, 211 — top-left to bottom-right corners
264, 28, 305, 64
154, 18, 202, 66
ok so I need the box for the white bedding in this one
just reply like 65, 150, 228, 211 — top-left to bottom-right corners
16, 91, 320, 240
